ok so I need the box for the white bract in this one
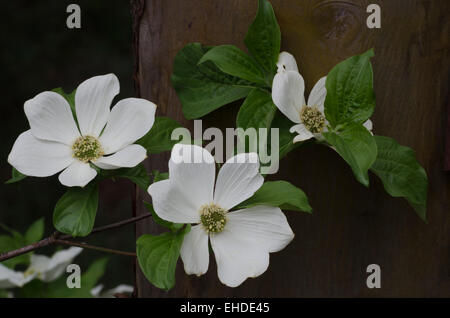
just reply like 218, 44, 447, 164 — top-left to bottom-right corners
8, 74, 157, 187
0, 247, 82, 288
148, 144, 294, 287
90, 284, 134, 298
272, 52, 372, 143
26, 246, 83, 282
0, 263, 35, 289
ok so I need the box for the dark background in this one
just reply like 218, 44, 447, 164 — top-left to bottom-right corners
1, 1, 136, 289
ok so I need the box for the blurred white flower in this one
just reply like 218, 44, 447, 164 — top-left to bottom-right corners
272, 52, 372, 143
0, 263, 35, 289
8, 74, 156, 187
0, 247, 82, 288
148, 144, 294, 287
91, 284, 133, 298
26, 247, 82, 282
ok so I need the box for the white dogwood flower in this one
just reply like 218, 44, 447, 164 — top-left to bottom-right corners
148, 144, 294, 287
8, 74, 156, 187
272, 52, 372, 143
26, 247, 83, 282
0, 264, 35, 289
0, 247, 82, 288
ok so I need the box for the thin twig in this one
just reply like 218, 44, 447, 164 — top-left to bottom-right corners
54, 239, 136, 257
0, 213, 151, 262
80, 213, 151, 237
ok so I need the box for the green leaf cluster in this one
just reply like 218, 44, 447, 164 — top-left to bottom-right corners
322, 49, 377, 187
170, 0, 428, 220
172, 0, 280, 120
0, 219, 109, 298
0, 218, 45, 269
322, 49, 427, 218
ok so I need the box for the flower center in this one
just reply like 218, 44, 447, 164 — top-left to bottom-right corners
199, 203, 227, 234
23, 268, 35, 278
72, 135, 104, 163
300, 105, 326, 133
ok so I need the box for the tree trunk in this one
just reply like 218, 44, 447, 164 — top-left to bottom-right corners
132, 0, 450, 297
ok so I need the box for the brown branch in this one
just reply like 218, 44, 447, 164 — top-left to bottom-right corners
83, 213, 150, 237
0, 232, 60, 262
54, 239, 136, 257
0, 213, 150, 262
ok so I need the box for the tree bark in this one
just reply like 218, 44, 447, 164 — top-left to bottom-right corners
132, 0, 450, 297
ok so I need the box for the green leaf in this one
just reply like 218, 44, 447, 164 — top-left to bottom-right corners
172, 43, 253, 119
14, 279, 46, 298
244, 0, 281, 74
53, 182, 99, 237
0, 235, 28, 269
144, 202, 183, 232
238, 181, 312, 213
370, 136, 428, 221
5, 168, 27, 184
324, 49, 375, 127
108, 164, 150, 191
77, 257, 108, 292
237, 88, 276, 130
0, 231, 30, 269
0, 289, 9, 298
0, 235, 14, 253
25, 218, 45, 244
0, 223, 26, 244
137, 226, 190, 290
324, 124, 377, 187
152, 170, 169, 183
199, 45, 267, 85
137, 117, 182, 154
236, 88, 276, 154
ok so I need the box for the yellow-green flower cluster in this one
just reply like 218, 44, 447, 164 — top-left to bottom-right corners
199, 203, 228, 234
300, 105, 326, 133
72, 135, 104, 162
